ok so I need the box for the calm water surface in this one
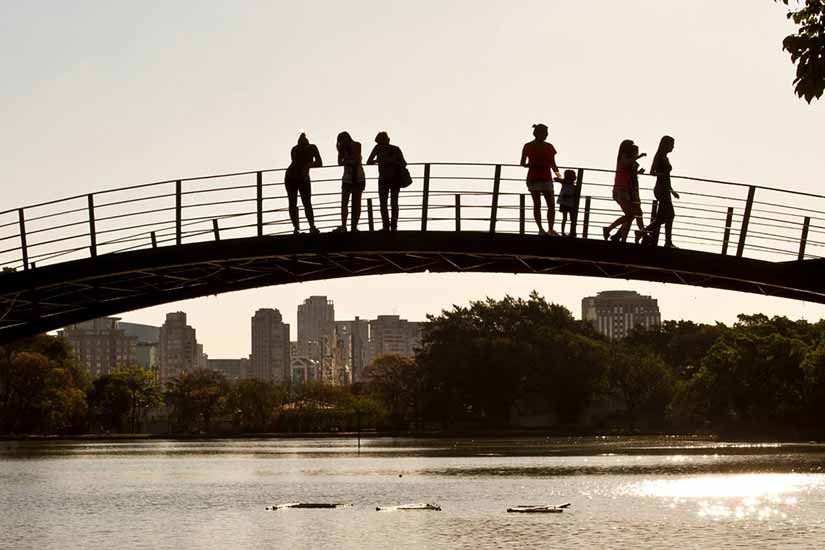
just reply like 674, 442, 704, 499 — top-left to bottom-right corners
2, 436, 825, 549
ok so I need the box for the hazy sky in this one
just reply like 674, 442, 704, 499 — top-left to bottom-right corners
2, 1, 824, 357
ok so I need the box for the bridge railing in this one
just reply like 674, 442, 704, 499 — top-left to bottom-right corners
1, 163, 823, 273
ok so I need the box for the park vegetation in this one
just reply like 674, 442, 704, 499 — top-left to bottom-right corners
777, 0, 825, 102
4, 293, 825, 439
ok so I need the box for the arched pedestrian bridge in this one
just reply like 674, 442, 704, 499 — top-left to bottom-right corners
1, 163, 823, 343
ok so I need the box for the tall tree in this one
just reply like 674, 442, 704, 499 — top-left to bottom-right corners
363, 354, 421, 427
0, 336, 89, 434
777, 0, 825, 102
226, 378, 284, 432
165, 369, 229, 433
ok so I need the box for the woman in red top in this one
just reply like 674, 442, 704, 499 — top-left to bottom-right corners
520, 123, 561, 235
603, 139, 645, 242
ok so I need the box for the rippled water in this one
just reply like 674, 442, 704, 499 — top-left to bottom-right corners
1, 437, 824, 549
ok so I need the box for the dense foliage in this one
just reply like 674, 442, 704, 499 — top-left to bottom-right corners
4, 301, 825, 439
0, 336, 89, 434
777, 0, 825, 102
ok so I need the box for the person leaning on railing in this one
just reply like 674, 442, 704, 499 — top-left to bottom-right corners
367, 132, 407, 232
520, 123, 561, 235
285, 133, 323, 234
335, 131, 366, 232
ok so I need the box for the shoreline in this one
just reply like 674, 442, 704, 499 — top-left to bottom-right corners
2, 430, 817, 443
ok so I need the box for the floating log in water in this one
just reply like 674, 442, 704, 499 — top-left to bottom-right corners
376, 503, 442, 512
506, 503, 571, 514
267, 502, 352, 510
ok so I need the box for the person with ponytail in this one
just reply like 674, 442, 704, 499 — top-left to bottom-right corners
520, 123, 561, 235
284, 132, 322, 234
639, 135, 679, 247
603, 139, 646, 242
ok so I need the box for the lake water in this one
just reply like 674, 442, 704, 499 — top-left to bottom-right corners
1, 436, 824, 549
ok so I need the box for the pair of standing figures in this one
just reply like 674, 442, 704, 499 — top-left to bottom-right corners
284, 132, 407, 234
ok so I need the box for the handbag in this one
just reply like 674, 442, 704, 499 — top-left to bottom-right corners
399, 166, 413, 188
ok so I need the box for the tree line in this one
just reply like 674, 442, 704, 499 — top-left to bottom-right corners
3, 293, 825, 438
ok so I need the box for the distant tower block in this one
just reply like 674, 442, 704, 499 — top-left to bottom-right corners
582, 291, 661, 340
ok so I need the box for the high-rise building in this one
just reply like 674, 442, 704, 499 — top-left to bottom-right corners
158, 312, 201, 385
335, 317, 370, 383
59, 317, 136, 379
250, 308, 290, 383
290, 356, 319, 385
368, 315, 423, 364
119, 322, 160, 345
121, 321, 160, 380
581, 290, 661, 340
207, 358, 248, 381
297, 296, 335, 361
134, 342, 158, 379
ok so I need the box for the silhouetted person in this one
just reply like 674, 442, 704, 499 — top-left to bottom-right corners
638, 135, 679, 247
604, 139, 645, 242
627, 143, 647, 242
556, 169, 578, 236
367, 132, 406, 231
284, 133, 322, 234
336, 132, 365, 232
520, 123, 561, 235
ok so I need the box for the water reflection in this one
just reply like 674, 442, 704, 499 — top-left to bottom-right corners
633, 473, 819, 499
626, 473, 822, 523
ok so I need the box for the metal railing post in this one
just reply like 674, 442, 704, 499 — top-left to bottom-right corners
257, 171, 264, 237
519, 194, 526, 235
421, 164, 430, 231
367, 198, 374, 231
489, 164, 501, 233
88, 194, 97, 258
455, 194, 461, 231
570, 168, 585, 237
18, 209, 28, 270
798, 216, 811, 261
213, 219, 221, 241
721, 207, 734, 255
582, 196, 591, 239
175, 180, 182, 246
736, 186, 756, 257
150, 231, 158, 249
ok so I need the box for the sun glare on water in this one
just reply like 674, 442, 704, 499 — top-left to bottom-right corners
628, 474, 822, 521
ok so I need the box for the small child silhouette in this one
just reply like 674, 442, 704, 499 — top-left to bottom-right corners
555, 169, 578, 236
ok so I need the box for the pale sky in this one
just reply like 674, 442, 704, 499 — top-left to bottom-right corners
2, 1, 824, 357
